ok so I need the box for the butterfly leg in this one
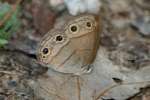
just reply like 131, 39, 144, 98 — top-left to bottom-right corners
81, 64, 93, 74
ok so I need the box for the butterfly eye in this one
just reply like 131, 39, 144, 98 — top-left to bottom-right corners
56, 35, 63, 41
42, 48, 49, 54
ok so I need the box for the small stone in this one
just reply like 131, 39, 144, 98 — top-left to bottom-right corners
49, 0, 65, 11
132, 16, 150, 37
64, 0, 101, 15
0, 95, 5, 100
7, 80, 17, 87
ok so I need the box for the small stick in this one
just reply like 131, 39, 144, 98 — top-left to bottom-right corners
76, 76, 81, 100
0, 70, 19, 75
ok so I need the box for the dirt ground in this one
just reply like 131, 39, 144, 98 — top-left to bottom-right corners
0, 0, 150, 100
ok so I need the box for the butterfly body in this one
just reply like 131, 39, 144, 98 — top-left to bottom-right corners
37, 14, 100, 75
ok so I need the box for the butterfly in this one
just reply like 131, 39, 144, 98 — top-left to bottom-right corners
37, 14, 100, 75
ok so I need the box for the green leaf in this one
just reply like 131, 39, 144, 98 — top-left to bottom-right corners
0, 38, 8, 47
0, 2, 21, 47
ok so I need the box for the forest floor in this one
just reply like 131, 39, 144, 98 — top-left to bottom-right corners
0, 0, 150, 100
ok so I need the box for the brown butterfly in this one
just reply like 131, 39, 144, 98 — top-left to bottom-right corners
37, 14, 100, 75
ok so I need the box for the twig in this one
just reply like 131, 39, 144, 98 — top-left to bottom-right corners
76, 76, 81, 100
95, 84, 118, 100
0, 0, 22, 27
95, 81, 150, 100
0, 70, 19, 75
